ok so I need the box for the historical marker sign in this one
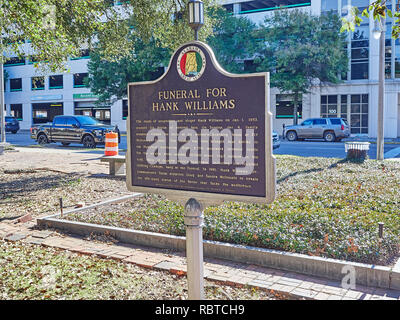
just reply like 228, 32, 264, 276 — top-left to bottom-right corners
126, 41, 276, 205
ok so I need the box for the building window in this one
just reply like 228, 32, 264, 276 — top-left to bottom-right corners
31, 77, 45, 90
321, 94, 368, 134
350, 94, 368, 134
340, 41, 349, 80
385, 36, 392, 79
321, 95, 349, 120
351, 25, 369, 80
275, 94, 302, 119
10, 104, 23, 121
4, 57, 25, 67
320, 95, 338, 118
321, 0, 338, 14
395, 38, 400, 78
49, 75, 63, 89
384, 4, 393, 79
32, 102, 63, 124
239, 0, 310, 14
73, 73, 89, 88
222, 4, 233, 12
351, 0, 370, 11
122, 100, 128, 120
10, 78, 22, 92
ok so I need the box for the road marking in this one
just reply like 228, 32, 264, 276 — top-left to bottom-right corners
384, 147, 400, 159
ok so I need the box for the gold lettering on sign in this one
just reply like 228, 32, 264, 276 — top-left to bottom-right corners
153, 88, 235, 113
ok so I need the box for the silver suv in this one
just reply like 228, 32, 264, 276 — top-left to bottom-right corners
285, 118, 350, 142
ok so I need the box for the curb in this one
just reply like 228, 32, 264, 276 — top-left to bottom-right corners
37, 198, 400, 291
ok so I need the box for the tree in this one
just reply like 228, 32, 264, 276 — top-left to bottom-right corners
86, 37, 171, 104
0, 0, 218, 69
0, 0, 126, 143
206, 7, 261, 73
341, 0, 400, 37
256, 9, 348, 125
86, 1, 221, 104
0, 0, 218, 144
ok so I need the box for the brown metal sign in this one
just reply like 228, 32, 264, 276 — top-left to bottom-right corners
126, 41, 276, 205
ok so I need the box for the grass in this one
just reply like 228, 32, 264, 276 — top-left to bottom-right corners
65, 155, 400, 265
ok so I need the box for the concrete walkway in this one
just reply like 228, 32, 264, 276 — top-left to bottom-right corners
1, 217, 399, 301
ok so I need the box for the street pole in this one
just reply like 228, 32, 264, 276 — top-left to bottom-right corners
0, 61, 5, 146
0, 13, 6, 147
184, 198, 205, 300
377, 21, 385, 160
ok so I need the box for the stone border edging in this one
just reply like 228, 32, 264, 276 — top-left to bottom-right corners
37, 195, 400, 291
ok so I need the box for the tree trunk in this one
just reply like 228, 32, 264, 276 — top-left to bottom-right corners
293, 94, 299, 125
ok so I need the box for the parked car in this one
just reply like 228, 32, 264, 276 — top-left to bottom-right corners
30, 115, 120, 148
273, 130, 280, 149
285, 118, 350, 142
0, 116, 20, 134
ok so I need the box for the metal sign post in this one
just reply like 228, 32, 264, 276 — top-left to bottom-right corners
184, 198, 204, 300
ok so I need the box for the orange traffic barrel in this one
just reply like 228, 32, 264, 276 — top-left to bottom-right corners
105, 132, 119, 156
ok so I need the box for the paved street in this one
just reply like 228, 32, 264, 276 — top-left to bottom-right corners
275, 139, 400, 159
5, 130, 400, 159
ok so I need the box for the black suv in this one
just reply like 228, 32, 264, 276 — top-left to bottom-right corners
31, 115, 120, 148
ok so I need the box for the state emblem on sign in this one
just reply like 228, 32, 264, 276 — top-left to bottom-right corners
177, 45, 206, 82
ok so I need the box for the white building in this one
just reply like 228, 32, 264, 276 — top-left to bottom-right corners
3, 0, 400, 138
222, 0, 400, 138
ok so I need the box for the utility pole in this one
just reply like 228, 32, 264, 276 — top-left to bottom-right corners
0, 9, 6, 147
376, 20, 385, 160
0, 61, 5, 145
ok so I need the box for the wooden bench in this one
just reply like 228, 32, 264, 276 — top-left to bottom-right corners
100, 155, 126, 175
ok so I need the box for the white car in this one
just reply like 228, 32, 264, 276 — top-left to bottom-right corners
273, 131, 280, 149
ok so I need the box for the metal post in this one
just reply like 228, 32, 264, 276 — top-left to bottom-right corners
184, 198, 204, 300
377, 21, 385, 160
0, 14, 5, 146
59, 197, 63, 218
0, 61, 5, 145
378, 222, 384, 239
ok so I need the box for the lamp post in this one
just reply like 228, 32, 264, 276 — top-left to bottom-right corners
0, 24, 5, 148
188, 0, 204, 41
0, 60, 5, 147
373, 19, 385, 160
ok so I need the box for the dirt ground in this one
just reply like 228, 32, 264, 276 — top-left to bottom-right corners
0, 147, 112, 174
0, 147, 129, 220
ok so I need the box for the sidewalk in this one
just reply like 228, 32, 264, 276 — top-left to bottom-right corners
1, 217, 399, 301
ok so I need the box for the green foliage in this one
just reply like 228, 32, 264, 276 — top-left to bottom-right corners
256, 9, 348, 124
86, 37, 171, 103
341, 0, 400, 38
206, 7, 261, 73
1, 0, 119, 71
0, 0, 218, 73
65, 156, 400, 265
